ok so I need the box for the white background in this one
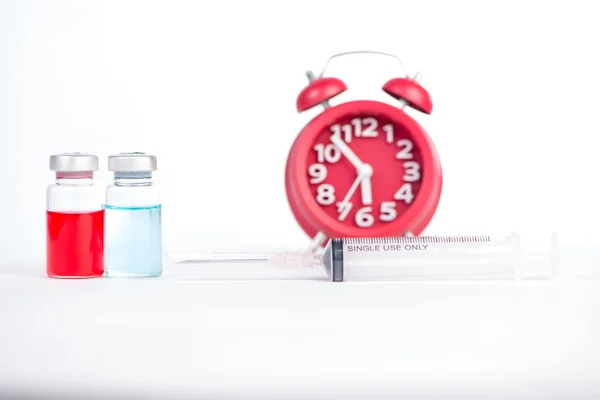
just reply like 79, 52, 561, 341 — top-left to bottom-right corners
2, 1, 600, 399
2, 0, 600, 263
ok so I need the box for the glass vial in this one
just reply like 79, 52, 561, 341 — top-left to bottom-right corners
46, 153, 104, 278
104, 152, 163, 277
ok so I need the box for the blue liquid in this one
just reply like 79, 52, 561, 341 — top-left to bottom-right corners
103, 204, 163, 277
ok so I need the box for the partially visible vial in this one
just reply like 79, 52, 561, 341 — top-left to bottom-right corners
104, 152, 162, 277
46, 153, 104, 278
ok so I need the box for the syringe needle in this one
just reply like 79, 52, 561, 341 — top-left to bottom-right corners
175, 257, 270, 264
165, 251, 318, 268
166, 252, 272, 265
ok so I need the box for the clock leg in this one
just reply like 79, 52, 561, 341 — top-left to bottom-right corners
306, 231, 328, 252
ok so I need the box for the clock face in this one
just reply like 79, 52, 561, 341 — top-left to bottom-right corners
305, 113, 424, 230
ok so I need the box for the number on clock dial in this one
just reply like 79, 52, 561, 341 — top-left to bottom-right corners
307, 116, 422, 228
330, 117, 379, 143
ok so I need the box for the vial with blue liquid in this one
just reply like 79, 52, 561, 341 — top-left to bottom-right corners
104, 152, 163, 277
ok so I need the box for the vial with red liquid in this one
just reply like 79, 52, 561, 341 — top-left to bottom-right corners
46, 153, 104, 278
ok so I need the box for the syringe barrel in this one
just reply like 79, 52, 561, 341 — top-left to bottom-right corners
322, 233, 559, 282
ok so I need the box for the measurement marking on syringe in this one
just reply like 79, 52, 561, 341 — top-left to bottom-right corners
345, 236, 492, 245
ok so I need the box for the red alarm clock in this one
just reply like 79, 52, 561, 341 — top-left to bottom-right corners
285, 51, 443, 250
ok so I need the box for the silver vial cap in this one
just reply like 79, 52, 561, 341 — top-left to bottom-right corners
49, 153, 99, 172
108, 152, 157, 172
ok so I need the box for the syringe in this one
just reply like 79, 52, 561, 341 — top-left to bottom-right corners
165, 233, 559, 282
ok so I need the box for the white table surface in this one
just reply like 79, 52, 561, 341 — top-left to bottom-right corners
2, 246, 600, 399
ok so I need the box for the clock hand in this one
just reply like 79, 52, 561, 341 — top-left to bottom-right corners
330, 133, 364, 170
339, 174, 362, 208
336, 172, 363, 221
330, 133, 374, 211
359, 164, 373, 205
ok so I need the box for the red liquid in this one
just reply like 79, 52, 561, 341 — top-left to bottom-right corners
46, 210, 104, 278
